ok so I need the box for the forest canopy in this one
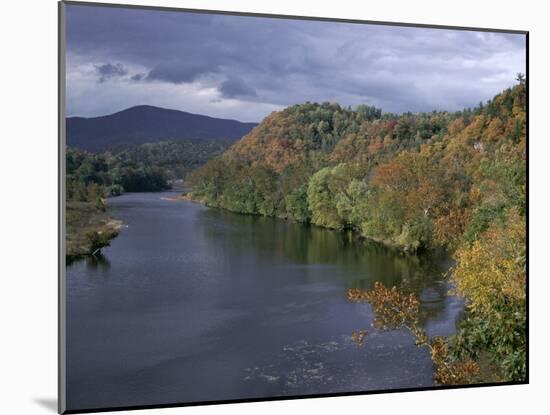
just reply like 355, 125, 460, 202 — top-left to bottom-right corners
189, 82, 526, 253
66, 138, 230, 201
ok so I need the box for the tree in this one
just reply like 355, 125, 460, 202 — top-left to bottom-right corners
451, 209, 526, 380
348, 283, 480, 385
188, 158, 228, 206
285, 185, 310, 222
307, 167, 342, 229
368, 149, 448, 250
515, 73, 525, 85
335, 178, 369, 231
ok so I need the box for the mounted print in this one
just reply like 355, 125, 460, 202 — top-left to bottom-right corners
59, 1, 528, 413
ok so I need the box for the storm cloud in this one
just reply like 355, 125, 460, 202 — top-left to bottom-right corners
65, 4, 526, 121
94, 62, 128, 82
219, 77, 257, 99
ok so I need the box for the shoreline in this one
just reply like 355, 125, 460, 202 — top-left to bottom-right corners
66, 200, 124, 263
185, 192, 445, 257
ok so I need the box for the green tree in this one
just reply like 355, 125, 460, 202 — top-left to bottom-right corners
307, 167, 342, 229
285, 184, 310, 222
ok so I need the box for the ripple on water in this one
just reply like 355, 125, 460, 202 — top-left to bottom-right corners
243, 334, 431, 394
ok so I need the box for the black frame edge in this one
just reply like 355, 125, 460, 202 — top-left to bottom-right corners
62, 0, 528, 35
58, 1, 67, 414
63, 380, 528, 414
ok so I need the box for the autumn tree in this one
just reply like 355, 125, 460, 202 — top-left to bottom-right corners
348, 283, 480, 385
451, 209, 526, 380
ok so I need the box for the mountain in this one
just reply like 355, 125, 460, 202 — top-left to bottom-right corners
66, 105, 258, 151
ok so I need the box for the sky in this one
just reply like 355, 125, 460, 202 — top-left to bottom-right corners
65, 4, 526, 122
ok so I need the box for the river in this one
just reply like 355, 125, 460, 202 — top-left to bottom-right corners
66, 191, 463, 411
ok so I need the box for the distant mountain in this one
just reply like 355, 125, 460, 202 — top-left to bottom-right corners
66, 105, 258, 151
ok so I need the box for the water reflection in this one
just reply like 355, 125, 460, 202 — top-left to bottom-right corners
84, 254, 111, 270
199, 207, 454, 320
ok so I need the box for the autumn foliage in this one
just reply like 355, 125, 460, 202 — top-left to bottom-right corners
349, 283, 481, 385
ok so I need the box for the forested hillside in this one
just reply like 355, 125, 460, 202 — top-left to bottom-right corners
189, 82, 526, 253
189, 80, 527, 382
67, 105, 257, 152
67, 138, 230, 197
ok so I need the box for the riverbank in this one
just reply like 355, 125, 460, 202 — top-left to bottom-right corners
67, 191, 194, 263
66, 200, 123, 262
160, 193, 197, 202
184, 190, 437, 255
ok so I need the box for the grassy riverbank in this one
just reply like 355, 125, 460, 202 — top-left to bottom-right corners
66, 200, 122, 263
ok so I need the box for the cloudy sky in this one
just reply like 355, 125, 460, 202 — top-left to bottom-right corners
65, 4, 526, 122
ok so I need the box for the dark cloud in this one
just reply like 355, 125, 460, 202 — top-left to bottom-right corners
219, 77, 256, 99
146, 62, 216, 84
94, 62, 128, 82
65, 4, 526, 120
130, 73, 145, 81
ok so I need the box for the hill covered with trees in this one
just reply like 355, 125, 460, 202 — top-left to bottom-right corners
67, 138, 230, 197
189, 82, 525, 254
67, 105, 257, 152
189, 80, 527, 383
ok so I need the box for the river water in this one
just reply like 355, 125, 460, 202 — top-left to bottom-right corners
66, 191, 463, 411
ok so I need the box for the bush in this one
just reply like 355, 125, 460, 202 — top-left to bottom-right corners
85, 231, 112, 254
